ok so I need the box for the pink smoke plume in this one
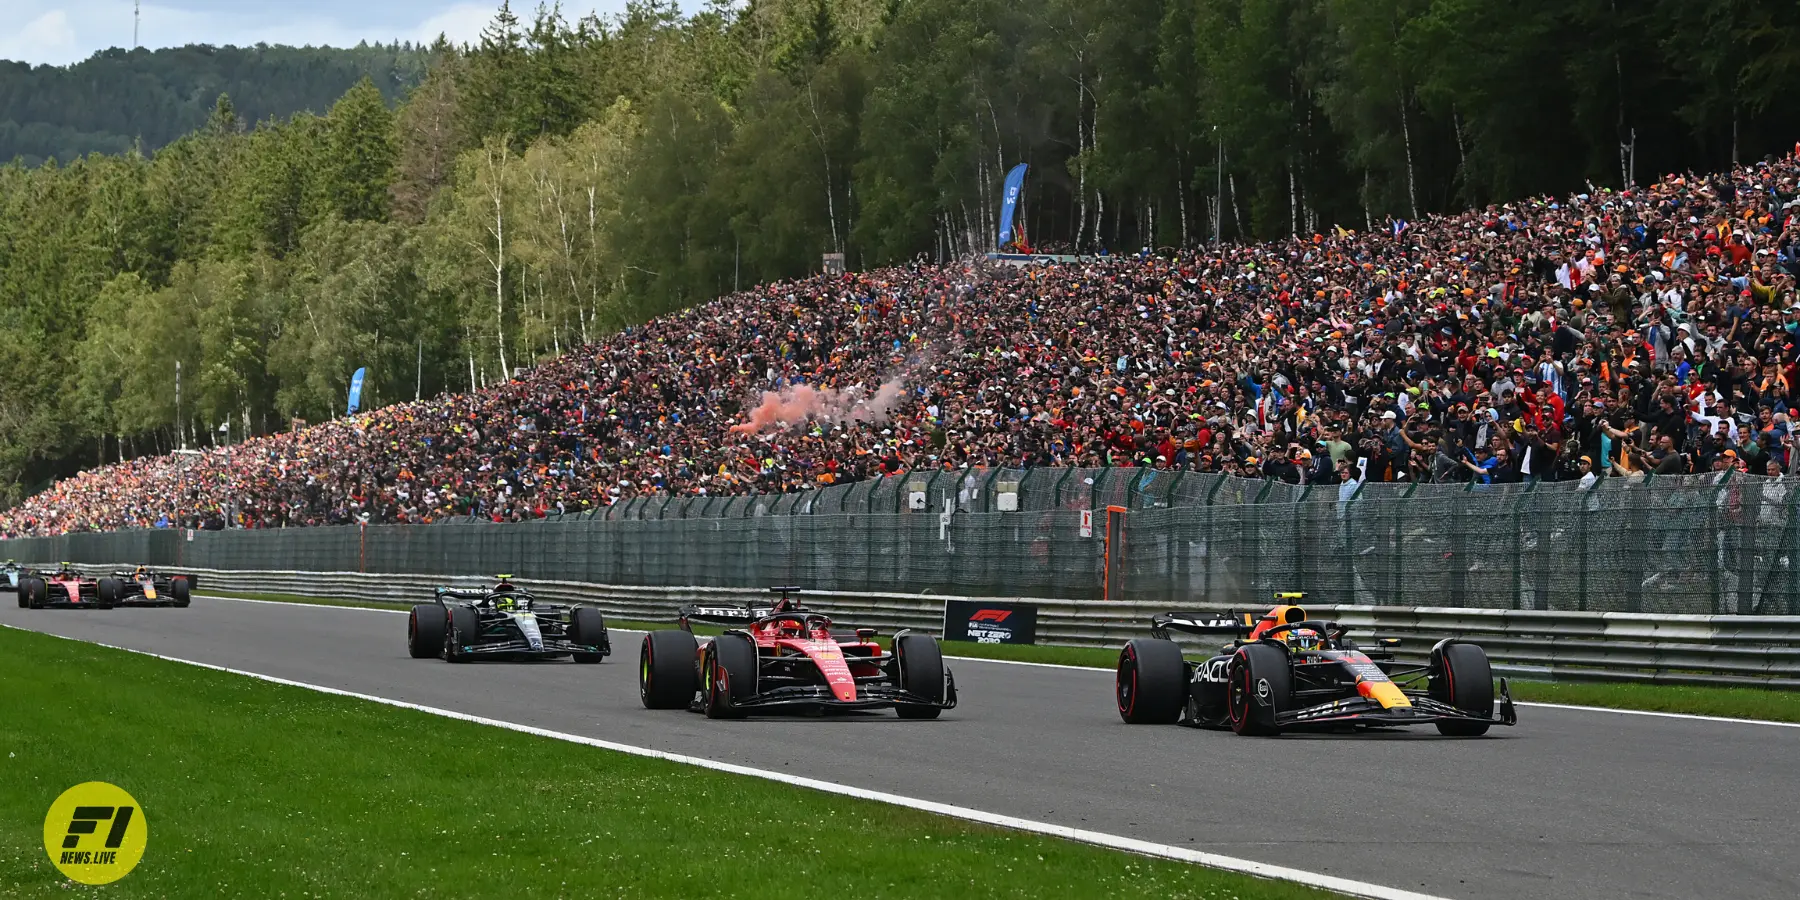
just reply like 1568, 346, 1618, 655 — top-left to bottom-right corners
731, 378, 908, 434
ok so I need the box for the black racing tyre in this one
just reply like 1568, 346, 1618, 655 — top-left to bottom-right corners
407, 604, 446, 659
703, 633, 758, 719
1116, 638, 1186, 724
639, 630, 699, 709
1431, 642, 1495, 737
570, 607, 608, 663
444, 605, 479, 663
1227, 643, 1291, 736
23, 578, 45, 609
169, 576, 191, 607
894, 633, 945, 719
14, 581, 24, 608
98, 578, 121, 607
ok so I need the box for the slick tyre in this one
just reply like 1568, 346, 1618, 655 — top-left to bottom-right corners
170, 576, 191, 607
444, 606, 479, 663
98, 578, 121, 608
702, 633, 757, 719
639, 630, 699, 709
894, 633, 945, 719
23, 578, 45, 609
1116, 638, 1186, 724
570, 607, 609, 663
14, 582, 24, 608
1227, 643, 1291, 736
407, 604, 446, 659
1431, 642, 1495, 737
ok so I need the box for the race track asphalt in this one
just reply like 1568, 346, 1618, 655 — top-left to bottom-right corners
2, 596, 1795, 900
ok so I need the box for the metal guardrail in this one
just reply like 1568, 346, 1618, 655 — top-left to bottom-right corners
58, 564, 1799, 689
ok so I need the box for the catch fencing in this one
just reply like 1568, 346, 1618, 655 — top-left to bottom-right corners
6, 467, 1800, 616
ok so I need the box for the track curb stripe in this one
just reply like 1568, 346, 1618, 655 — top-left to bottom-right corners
7, 622, 1444, 900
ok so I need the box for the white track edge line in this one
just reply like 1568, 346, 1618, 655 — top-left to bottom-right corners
5, 622, 1442, 900
196, 595, 1800, 729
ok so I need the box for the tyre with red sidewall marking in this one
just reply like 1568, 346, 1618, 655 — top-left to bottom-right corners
1226, 642, 1290, 736
1116, 638, 1185, 724
639, 630, 699, 709
1430, 642, 1494, 736
407, 604, 445, 658
703, 633, 756, 719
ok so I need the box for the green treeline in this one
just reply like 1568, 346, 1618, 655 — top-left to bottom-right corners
0, 43, 427, 166
0, 0, 1796, 502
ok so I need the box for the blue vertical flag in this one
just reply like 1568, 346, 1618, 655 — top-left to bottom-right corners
996, 164, 1029, 249
347, 367, 367, 415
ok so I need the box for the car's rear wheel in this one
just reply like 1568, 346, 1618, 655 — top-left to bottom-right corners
14, 581, 25, 608
703, 633, 757, 719
444, 606, 479, 663
639, 630, 699, 709
570, 607, 608, 663
407, 604, 446, 659
1431, 642, 1495, 736
1116, 638, 1186, 724
169, 577, 191, 607
1227, 643, 1291, 736
893, 633, 945, 719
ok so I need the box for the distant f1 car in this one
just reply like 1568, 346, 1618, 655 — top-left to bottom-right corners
2, 560, 25, 593
405, 575, 610, 663
16, 562, 107, 610
1116, 594, 1516, 736
98, 566, 196, 608
638, 587, 957, 719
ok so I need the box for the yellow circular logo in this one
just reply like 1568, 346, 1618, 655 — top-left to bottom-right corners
42, 782, 147, 885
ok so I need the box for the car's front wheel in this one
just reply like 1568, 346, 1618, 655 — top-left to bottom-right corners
169, 576, 191, 608
639, 630, 699, 709
570, 607, 608, 663
407, 604, 446, 659
1430, 642, 1495, 737
1116, 638, 1186, 724
444, 606, 479, 663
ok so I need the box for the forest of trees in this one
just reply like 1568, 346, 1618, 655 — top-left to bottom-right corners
0, 43, 427, 165
0, 0, 1796, 502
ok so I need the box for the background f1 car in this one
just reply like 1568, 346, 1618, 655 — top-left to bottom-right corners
405, 575, 610, 663
638, 586, 957, 719
1, 560, 25, 593
15, 563, 106, 609
1116, 593, 1517, 736
98, 566, 196, 607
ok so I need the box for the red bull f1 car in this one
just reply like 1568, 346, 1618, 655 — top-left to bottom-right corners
1116, 595, 1516, 736
16, 563, 107, 609
405, 576, 610, 663
638, 587, 957, 719
98, 566, 195, 608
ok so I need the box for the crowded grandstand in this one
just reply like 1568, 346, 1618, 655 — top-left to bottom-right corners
4, 154, 1798, 536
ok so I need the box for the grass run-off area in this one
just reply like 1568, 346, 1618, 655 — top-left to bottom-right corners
201, 588, 1800, 725
0, 625, 1331, 900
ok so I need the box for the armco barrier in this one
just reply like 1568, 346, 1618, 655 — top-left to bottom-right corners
56, 564, 1800, 689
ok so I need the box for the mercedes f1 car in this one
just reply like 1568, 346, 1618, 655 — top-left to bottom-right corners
2, 560, 26, 593
405, 575, 610, 663
638, 587, 957, 719
17, 563, 108, 610
98, 566, 196, 608
1115, 595, 1516, 736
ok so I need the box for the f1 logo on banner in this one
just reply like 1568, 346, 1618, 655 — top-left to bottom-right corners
943, 599, 1037, 644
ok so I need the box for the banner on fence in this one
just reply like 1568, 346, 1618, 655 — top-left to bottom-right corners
942, 598, 1038, 644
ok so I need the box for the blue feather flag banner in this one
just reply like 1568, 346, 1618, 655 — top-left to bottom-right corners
347, 367, 367, 415
997, 164, 1029, 248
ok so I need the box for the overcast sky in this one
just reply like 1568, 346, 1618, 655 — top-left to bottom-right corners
0, 1, 635, 67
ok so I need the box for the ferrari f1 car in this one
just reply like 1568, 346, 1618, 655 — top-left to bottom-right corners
638, 587, 957, 719
1115, 594, 1517, 736
97, 566, 196, 608
405, 575, 610, 663
16, 563, 107, 610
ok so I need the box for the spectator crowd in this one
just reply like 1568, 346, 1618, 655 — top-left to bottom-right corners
5, 152, 1800, 536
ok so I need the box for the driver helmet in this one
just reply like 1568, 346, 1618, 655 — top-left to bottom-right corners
134, 565, 149, 577
493, 592, 516, 611
1284, 627, 1324, 653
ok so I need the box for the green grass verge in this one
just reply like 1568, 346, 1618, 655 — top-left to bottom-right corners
0, 625, 1333, 900
196, 589, 1800, 724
